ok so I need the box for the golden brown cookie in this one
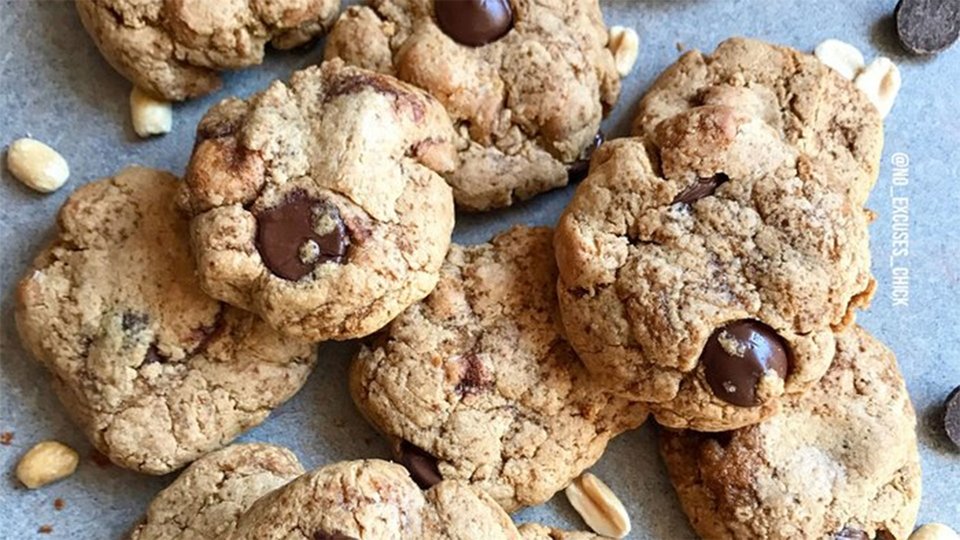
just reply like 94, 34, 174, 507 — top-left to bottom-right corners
325, 0, 622, 210
179, 59, 456, 342
659, 326, 921, 540
15, 167, 315, 474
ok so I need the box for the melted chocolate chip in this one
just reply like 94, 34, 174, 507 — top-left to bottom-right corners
398, 441, 442, 489
895, 0, 960, 55
568, 131, 605, 182
121, 312, 149, 332
313, 532, 358, 540
944, 385, 960, 450
255, 191, 349, 281
673, 173, 729, 204
701, 320, 791, 407
454, 353, 491, 396
434, 0, 513, 47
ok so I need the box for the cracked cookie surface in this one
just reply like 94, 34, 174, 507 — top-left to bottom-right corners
325, 0, 622, 210
76, 0, 341, 100
635, 37, 883, 207
351, 226, 647, 512
15, 167, 316, 474
131, 443, 304, 540
659, 326, 921, 540
555, 103, 874, 431
180, 59, 456, 341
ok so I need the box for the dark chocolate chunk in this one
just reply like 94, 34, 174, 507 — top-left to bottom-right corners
944, 385, 960, 450
453, 353, 492, 396
313, 532, 358, 540
701, 320, 791, 407
255, 191, 349, 281
835, 527, 869, 540
568, 131, 605, 182
673, 173, 730, 205
434, 0, 513, 47
121, 312, 149, 332
895, 0, 960, 55
398, 440, 442, 489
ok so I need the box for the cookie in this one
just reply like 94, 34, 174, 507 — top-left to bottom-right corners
15, 167, 315, 474
555, 103, 875, 431
76, 0, 341, 100
351, 226, 647, 511
324, 0, 622, 210
659, 326, 922, 540
230, 459, 518, 538
179, 59, 456, 341
131, 444, 304, 540
635, 37, 883, 206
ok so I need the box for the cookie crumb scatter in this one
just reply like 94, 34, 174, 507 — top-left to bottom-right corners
0, 432, 13, 445
565, 472, 631, 538
54, 498, 65, 511
38, 525, 53, 534
6, 138, 70, 193
130, 87, 173, 138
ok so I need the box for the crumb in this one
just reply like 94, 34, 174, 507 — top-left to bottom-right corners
54, 498, 65, 511
90, 449, 112, 468
38, 525, 53, 534
0, 432, 13, 446
676, 41, 687, 52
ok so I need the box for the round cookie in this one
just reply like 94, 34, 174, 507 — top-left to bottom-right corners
555, 104, 875, 431
659, 326, 922, 540
351, 226, 647, 511
179, 59, 456, 341
635, 37, 884, 206
131, 444, 304, 540
15, 167, 316, 474
76, 0, 341, 101
229, 459, 520, 539
325, 0, 622, 210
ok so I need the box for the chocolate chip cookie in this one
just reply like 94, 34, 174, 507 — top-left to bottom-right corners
180, 59, 456, 341
76, 0, 341, 100
15, 167, 315, 474
351, 226, 647, 511
325, 0, 622, 210
659, 326, 922, 540
131, 444, 304, 539
230, 459, 518, 539
635, 37, 884, 206
555, 104, 875, 431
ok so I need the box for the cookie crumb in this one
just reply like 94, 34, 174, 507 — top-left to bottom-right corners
0, 432, 13, 445
38, 525, 53, 534
54, 498, 65, 511
676, 42, 686, 52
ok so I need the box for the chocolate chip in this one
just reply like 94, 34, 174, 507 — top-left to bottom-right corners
313, 532, 358, 540
143, 344, 167, 364
895, 0, 960, 55
255, 191, 349, 281
835, 528, 869, 540
454, 353, 491, 396
398, 441, 442, 489
944, 385, 960, 450
434, 0, 513, 47
701, 320, 791, 407
568, 131, 605, 182
673, 173, 729, 205
121, 312, 148, 332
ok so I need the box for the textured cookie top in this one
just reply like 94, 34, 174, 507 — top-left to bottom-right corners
76, 0, 341, 100
555, 105, 874, 431
351, 226, 647, 511
325, 0, 621, 210
15, 167, 315, 474
659, 326, 921, 540
131, 444, 305, 540
229, 459, 520, 539
635, 37, 883, 206
180, 59, 456, 341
